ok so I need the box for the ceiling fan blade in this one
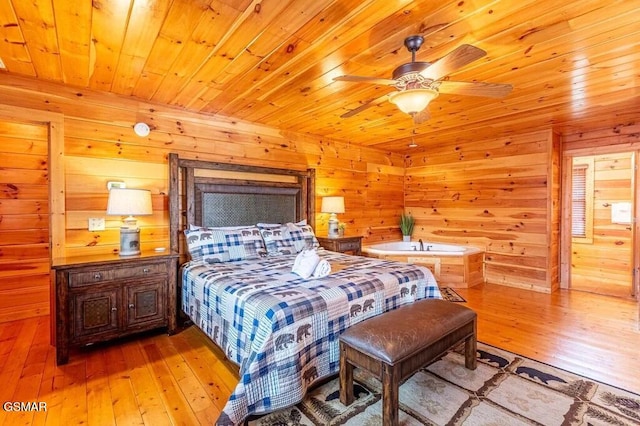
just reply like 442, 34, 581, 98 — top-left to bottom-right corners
412, 109, 431, 124
333, 75, 398, 86
437, 81, 513, 98
340, 93, 391, 118
420, 44, 486, 81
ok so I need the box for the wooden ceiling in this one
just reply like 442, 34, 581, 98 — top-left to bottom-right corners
0, 0, 639, 153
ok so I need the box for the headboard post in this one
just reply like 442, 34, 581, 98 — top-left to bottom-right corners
306, 168, 316, 228
169, 153, 179, 254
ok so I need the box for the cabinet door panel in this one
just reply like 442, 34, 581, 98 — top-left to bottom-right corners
126, 280, 166, 327
72, 288, 119, 341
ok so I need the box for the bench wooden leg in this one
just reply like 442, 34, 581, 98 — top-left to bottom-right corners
382, 362, 399, 426
465, 320, 477, 370
339, 342, 354, 406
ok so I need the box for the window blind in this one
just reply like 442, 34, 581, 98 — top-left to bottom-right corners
572, 165, 588, 237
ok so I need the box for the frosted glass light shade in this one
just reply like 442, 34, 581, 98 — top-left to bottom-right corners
133, 122, 150, 137
388, 88, 439, 115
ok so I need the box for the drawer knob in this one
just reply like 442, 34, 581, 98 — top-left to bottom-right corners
143, 268, 150, 273
111, 307, 117, 311
94, 273, 102, 280
129, 304, 135, 309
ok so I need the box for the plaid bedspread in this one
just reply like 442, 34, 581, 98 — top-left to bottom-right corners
181, 250, 441, 425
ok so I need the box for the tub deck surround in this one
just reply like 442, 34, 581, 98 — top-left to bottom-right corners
363, 241, 478, 255
363, 241, 484, 288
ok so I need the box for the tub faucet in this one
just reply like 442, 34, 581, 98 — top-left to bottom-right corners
418, 239, 424, 251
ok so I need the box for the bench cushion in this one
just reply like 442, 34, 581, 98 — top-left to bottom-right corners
339, 299, 476, 365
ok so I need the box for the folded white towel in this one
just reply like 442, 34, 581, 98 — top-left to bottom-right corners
312, 259, 331, 278
292, 249, 320, 279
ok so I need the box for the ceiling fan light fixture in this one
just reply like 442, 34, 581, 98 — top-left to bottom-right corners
388, 88, 439, 115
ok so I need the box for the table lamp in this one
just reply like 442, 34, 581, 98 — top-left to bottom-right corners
107, 188, 153, 256
321, 196, 345, 238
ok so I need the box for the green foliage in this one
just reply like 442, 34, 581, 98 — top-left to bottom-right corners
399, 213, 415, 236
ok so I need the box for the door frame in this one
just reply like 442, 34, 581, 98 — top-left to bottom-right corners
560, 148, 639, 300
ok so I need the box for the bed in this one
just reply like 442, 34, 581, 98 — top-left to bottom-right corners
168, 154, 442, 425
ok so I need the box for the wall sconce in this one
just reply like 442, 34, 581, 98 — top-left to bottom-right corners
133, 122, 150, 137
321, 196, 345, 238
107, 188, 153, 256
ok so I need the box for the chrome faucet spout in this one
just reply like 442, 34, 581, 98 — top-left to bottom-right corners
418, 239, 424, 251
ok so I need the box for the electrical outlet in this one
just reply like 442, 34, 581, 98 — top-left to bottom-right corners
88, 218, 105, 231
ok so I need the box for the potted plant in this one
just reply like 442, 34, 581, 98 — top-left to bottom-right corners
399, 213, 414, 242
338, 222, 346, 237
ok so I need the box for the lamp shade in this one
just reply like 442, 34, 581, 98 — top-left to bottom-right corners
388, 88, 439, 115
107, 188, 153, 216
321, 196, 345, 214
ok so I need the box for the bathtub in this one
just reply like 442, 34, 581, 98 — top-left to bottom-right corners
362, 241, 484, 288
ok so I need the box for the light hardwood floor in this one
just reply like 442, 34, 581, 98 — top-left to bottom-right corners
0, 283, 638, 426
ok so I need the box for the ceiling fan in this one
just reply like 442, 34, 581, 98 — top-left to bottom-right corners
334, 35, 513, 124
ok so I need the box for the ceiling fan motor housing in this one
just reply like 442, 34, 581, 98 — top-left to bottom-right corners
392, 62, 431, 80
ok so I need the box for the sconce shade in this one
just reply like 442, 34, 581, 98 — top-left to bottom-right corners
321, 196, 345, 214
107, 188, 153, 216
388, 88, 439, 115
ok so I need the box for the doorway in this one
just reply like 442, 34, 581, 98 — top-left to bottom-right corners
0, 104, 64, 325
0, 119, 51, 321
566, 151, 636, 299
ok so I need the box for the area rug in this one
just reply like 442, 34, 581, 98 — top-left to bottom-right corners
247, 342, 640, 425
439, 287, 466, 302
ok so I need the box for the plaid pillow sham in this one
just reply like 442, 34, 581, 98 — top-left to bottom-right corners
184, 226, 266, 262
257, 222, 319, 256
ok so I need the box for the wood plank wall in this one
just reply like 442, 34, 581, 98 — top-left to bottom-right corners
0, 74, 405, 321
404, 130, 559, 293
0, 121, 50, 322
570, 152, 633, 297
563, 124, 640, 154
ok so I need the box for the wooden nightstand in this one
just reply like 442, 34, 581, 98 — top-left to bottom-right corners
317, 236, 363, 255
51, 251, 178, 365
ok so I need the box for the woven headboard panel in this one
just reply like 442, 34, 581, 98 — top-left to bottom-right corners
168, 153, 315, 260
197, 185, 299, 227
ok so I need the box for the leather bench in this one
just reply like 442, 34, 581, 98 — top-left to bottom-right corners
339, 298, 477, 426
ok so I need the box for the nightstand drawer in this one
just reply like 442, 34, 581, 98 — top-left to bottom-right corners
317, 236, 363, 255
113, 262, 167, 280
68, 262, 167, 287
339, 241, 361, 251
69, 269, 114, 286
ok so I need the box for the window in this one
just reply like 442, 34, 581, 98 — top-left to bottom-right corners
571, 159, 594, 243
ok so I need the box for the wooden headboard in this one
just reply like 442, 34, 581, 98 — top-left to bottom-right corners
168, 153, 315, 261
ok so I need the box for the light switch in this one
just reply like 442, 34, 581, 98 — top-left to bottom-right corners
88, 218, 105, 231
